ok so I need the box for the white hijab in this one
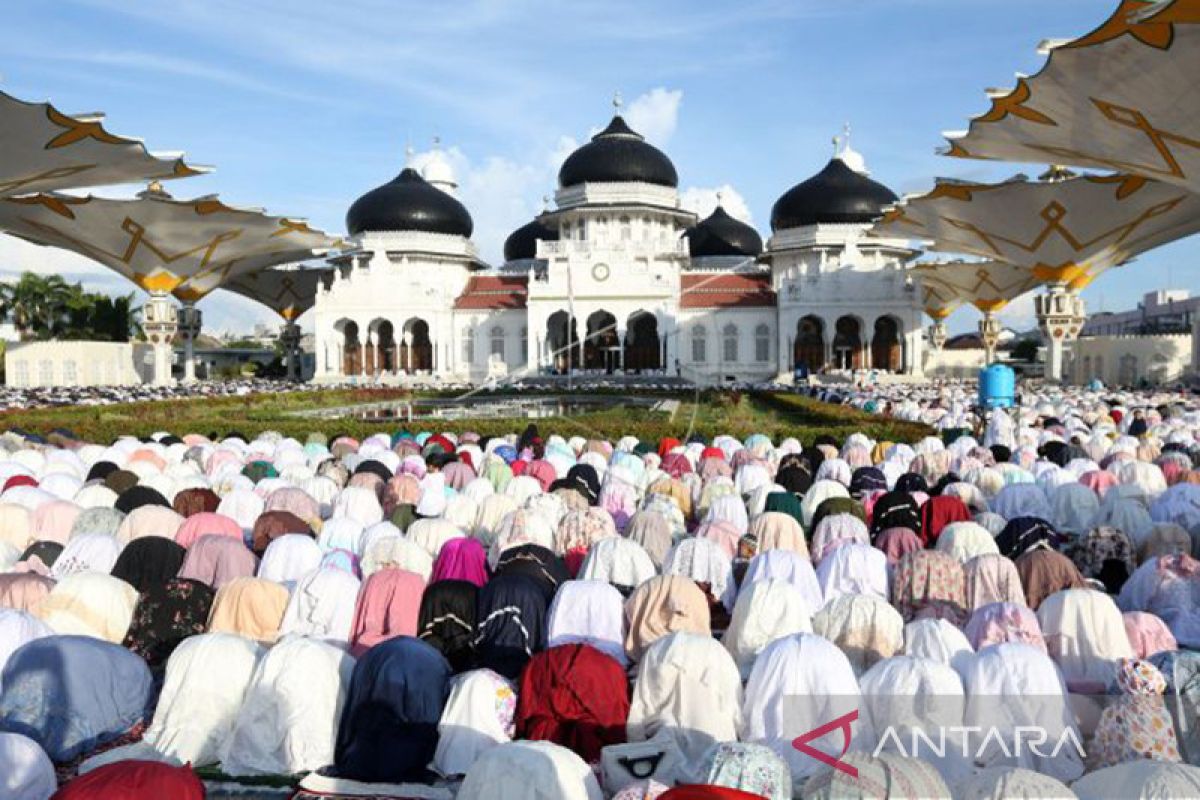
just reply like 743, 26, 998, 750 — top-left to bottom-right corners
741, 633, 860, 789
627, 631, 743, 763
432, 669, 516, 778
546, 580, 627, 667
0, 732, 56, 800
143, 633, 264, 766
815, 543, 889, 603
280, 568, 361, 647
722, 579, 812, 679
218, 635, 353, 776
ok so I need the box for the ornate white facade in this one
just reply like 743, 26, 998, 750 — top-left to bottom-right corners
314, 117, 923, 385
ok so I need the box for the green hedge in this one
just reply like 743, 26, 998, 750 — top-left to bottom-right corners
0, 387, 931, 446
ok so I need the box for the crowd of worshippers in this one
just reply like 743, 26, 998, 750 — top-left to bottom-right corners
3, 394, 1200, 798
0, 379, 311, 411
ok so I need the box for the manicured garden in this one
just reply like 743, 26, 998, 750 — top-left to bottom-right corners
0, 387, 932, 445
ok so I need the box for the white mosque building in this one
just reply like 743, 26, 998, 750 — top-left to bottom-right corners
313, 110, 924, 384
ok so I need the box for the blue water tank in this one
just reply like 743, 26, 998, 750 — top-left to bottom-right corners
978, 364, 1015, 409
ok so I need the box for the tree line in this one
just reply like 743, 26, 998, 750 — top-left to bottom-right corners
0, 271, 140, 341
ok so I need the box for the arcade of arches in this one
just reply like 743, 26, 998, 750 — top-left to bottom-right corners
336, 317, 434, 376
544, 309, 663, 375
793, 314, 904, 374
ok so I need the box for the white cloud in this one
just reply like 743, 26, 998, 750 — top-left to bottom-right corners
995, 292, 1038, 332
622, 87, 682, 145
679, 185, 755, 225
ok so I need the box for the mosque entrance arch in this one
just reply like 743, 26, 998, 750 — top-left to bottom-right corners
336, 319, 361, 376
794, 315, 825, 373
833, 315, 864, 370
584, 309, 619, 372
871, 316, 901, 372
625, 311, 661, 372
546, 310, 580, 374
369, 319, 396, 374
400, 318, 433, 372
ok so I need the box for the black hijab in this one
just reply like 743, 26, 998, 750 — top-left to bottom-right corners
110, 538, 187, 593
417, 579, 478, 673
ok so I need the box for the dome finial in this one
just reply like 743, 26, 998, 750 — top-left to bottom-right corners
715, 189, 724, 208
612, 90, 623, 114
404, 141, 414, 167
541, 194, 551, 212
833, 121, 869, 175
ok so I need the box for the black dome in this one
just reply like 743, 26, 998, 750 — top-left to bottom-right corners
558, 116, 678, 188
684, 206, 762, 257
770, 157, 897, 231
346, 167, 474, 237
503, 217, 559, 262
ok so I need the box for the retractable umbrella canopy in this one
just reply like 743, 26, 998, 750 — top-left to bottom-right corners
0, 90, 207, 198
0, 186, 341, 300
915, 259, 1042, 319
944, 0, 1200, 193
223, 266, 333, 321
871, 173, 1200, 287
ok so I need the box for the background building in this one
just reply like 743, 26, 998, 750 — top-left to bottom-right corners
314, 114, 923, 385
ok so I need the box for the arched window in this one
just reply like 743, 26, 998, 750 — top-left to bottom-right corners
723, 323, 738, 363
37, 359, 53, 386
691, 325, 707, 363
490, 326, 506, 359
755, 324, 770, 362
14, 360, 28, 387
519, 327, 528, 365
620, 216, 632, 241
63, 359, 78, 386
461, 328, 474, 365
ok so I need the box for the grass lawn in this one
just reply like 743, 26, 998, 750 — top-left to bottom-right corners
0, 387, 932, 445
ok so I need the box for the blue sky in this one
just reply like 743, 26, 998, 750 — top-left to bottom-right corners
2, 0, 1195, 334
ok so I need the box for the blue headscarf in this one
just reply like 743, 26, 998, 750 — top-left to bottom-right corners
0, 636, 153, 761
334, 636, 451, 783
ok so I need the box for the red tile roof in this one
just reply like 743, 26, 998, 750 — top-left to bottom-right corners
680, 272, 776, 309
454, 274, 528, 310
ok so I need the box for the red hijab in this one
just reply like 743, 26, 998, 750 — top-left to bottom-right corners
919, 495, 970, 546
515, 642, 629, 762
52, 761, 204, 800
661, 787, 767, 800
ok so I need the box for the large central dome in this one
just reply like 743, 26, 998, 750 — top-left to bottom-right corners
558, 116, 678, 189
345, 167, 474, 237
770, 156, 897, 231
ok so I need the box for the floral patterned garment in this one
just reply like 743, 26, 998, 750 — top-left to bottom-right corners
122, 578, 214, 668
1092, 658, 1183, 769
703, 742, 792, 800
891, 550, 967, 626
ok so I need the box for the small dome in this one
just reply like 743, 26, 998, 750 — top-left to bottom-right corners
503, 217, 559, 262
684, 205, 762, 257
345, 167, 473, 237
770, 156, 898, 232
558, 115, 678, 189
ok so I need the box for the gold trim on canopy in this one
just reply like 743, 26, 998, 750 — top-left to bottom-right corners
870, 173, 1200, 280
0, 191, 340, 301
944, 0, 1200, 193
915, 259, 1042, 319
222, 266, 332, 321
0, 90, 208, 198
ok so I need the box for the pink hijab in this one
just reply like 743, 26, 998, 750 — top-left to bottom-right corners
430, 538, 489, 587
964, 601, 1046, 652
873, 527, 922, 566
348, 567, 427, 656
1079, 470, 1119, 498
30, 501, 82, 545
1123, 611, 1178, 659
178, 534, 259, 589
175, 512, 244, 549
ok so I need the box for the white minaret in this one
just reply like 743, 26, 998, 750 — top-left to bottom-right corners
420, 136, 459, 197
